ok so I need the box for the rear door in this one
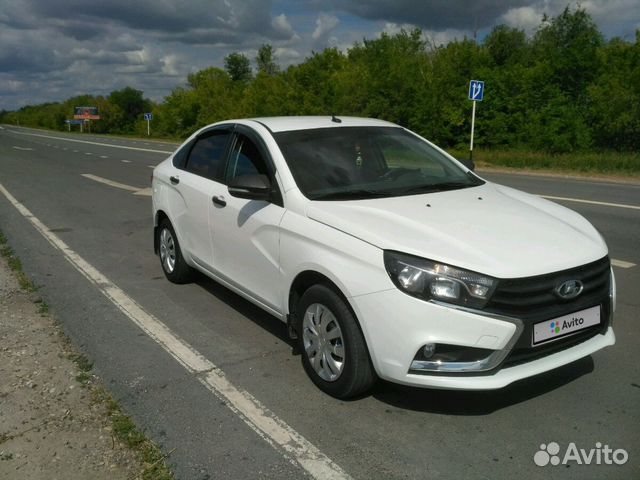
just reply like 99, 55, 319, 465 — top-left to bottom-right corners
208, 125, 286, 313
169, 126, 232, 270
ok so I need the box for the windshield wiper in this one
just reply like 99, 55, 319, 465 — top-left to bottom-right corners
397, 182, 477, 195
310, 189, 394, 201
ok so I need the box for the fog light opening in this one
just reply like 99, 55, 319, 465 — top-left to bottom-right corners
423, 343, 436, 359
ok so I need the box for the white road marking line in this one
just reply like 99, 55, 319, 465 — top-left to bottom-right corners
85, 152, 93, 155
73, 150, 79, 153
539, 195, 640, 211
147, 165, 156, 169
0, 181, 351, 480
10, 130, 173, 154
121, 159, 131, 163
611, 259, 636, 269
82, 174, 139, 192
100, 155, 108, 159
80, 173, 150, 196
132, 187, 153, 196
12, 146, 34, 151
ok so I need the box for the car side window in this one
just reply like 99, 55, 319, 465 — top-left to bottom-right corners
226, 134, 270, 182
172, 139, 194, 169
184, 131, 230, 181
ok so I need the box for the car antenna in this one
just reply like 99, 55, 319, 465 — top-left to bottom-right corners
331, 114, 342, 123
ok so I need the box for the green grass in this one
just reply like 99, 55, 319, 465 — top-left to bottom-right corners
69, 352, 94, 385
449, 149, 640, 176
93, 388, 175, 480
0, 231, 38, 292
35, 298, 50, 316
65, 352, 174, 479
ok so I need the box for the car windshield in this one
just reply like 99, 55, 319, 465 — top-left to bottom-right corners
273, 126, 484, 200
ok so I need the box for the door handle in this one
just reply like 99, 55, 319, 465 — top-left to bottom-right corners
170, 176, 180, 185
212, 195, 226, 207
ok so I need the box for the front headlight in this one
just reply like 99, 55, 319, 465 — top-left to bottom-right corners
384, 251, 497, 308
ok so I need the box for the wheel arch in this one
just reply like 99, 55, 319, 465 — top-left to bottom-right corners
288, 270, 373, 360
154, 210, 170, 254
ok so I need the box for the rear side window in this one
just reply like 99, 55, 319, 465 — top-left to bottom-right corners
171, 140, 193, 169
185, 131, 230, 181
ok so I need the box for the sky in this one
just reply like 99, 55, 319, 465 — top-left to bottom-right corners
1, 0, 639, 111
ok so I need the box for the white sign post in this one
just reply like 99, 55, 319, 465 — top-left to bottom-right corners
468, 80, 484, 162
144, 113, 153, 136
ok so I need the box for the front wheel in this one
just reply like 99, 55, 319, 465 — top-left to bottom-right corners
298, 284, 376, 398
157, 219, 193, 284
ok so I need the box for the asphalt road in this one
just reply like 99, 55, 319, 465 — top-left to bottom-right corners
1, 125, 638, 480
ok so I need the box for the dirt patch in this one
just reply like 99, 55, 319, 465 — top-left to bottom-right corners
0, 256, 140, 479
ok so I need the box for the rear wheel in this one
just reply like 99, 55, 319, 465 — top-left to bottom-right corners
157, 219, 193, 284
298, 284, 375, 398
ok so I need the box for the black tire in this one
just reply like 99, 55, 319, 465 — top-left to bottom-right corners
157, 219, 193, 284
297, 284, 376, 399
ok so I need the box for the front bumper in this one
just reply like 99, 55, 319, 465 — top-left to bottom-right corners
350, 287, 615, 390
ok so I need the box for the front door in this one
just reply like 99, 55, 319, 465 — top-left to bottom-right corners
209, 129, 286, 313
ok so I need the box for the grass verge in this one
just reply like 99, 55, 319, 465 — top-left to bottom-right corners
0, 231, 38, 292
450, 148, 640, 178
91, 387, 175, 480
0, 228, 175, 480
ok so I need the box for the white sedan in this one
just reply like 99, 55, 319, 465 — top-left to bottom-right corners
152, 116, 615, 398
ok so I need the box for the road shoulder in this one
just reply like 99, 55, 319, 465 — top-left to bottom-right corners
0, 254, 159, 479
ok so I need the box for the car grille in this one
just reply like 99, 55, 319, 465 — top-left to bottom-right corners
485, 256, 610, 321
485, 256, 612, 369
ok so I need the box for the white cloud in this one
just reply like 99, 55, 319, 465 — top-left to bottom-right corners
161, 54, 181, 75
272, 13, 295, 38
312, 13, 340, 41
500, 6, 543, 32
580, 0, 640, 38
274, 47, 301, 62
124, 47, 151, 65
381, 22, 419, 36
0, 78, 25, 93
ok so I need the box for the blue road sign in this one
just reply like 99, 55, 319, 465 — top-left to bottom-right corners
65, 119, 84, 125
144, 113, 153, 121
468, 80, 485, 101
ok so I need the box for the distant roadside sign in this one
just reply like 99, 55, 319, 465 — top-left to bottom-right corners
65, 119, 84, 125
144, 113, 153, 136
468, 79, 485, 162
468, 80, 485, 101
74, 106, 100, 120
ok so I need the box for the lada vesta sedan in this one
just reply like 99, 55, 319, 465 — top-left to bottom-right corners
152, 116, 615, 398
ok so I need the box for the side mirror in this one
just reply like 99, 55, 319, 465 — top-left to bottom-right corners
459, 159, 475, 171
228, 174, 271, 201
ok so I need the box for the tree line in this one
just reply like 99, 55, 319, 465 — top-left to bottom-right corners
2, 6, 639, 153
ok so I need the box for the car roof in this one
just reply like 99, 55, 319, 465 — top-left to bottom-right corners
241, 116, 399, 133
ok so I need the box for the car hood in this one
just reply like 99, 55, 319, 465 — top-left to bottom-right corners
305, 182, 607, 278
